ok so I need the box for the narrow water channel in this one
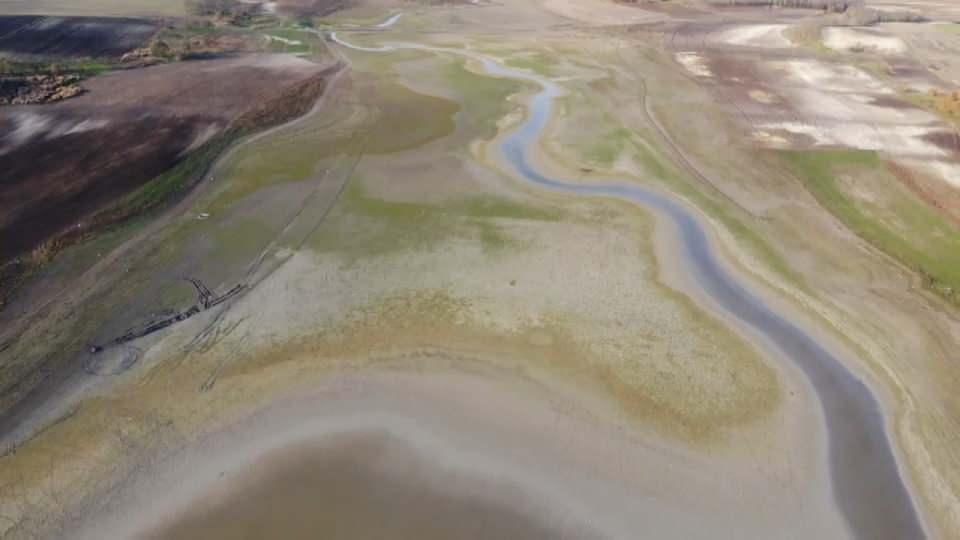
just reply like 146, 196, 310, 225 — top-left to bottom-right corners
331, 27, 925, 540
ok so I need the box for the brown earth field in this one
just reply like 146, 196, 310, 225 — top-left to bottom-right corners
275, 0, 355, 17
0, 53, 342, 288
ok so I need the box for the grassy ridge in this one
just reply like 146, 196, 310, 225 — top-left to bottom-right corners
782, 149, 960, 305
120, 130, 240, 216
0, 59, 113, 77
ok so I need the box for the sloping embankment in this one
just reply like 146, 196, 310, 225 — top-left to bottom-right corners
0, 57, 342, 308
0, 58, 343, 423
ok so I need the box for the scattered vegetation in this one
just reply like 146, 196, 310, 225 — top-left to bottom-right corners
443, 59, 530, 139
311, 178, 560, 257
782, 149, 960, 305
0, 59, 111, 105
119, 131, 240, 217
0, 58, 111, 77
184, 0, 259, 24
559, 84, 806, 291
925, 88, 960, 119
504, 51, 555, 77
583, 127, 632, 167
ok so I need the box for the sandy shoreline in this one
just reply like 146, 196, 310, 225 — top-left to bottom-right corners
70, 364, 846, 540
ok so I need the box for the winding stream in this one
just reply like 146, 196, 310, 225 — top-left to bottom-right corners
331, 25, 925, 540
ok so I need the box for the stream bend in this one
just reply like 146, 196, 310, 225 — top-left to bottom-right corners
331, 30, 926, 540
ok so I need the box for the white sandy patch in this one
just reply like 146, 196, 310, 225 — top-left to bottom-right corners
266, 34, 302, 46
749, 89, 776, 104
675, 52, 712, 78
718, 24, 792, 48
762, 121, 834, 146
751, 130, 790, 147
903, 159, 960, 189
776, 59, 892, 94
823, 27, 907, 55
760, 121, 947, 156
787, 87, 938, 125
927, 160, 960, 188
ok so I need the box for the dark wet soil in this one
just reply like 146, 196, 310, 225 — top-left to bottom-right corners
0, 16, 158, 58
0, 110, 199, 263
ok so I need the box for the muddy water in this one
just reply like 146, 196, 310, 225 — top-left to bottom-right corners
145, 431, 600, 540
331, 33, 925, 539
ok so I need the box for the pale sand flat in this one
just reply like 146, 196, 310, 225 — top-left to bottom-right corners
72, 366, 848, 540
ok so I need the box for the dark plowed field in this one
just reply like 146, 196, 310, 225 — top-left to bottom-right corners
276, 0, 352, 17
0, 54, 338, 266
0, 16, 158, 58
0, 110, 200, 260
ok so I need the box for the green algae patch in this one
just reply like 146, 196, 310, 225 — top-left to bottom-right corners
309, 178, 561, 258
443, 59, 531, 140
206, 76, 458, 214
583, 127, 632, 167
782, 149, 960, 305
504, 51, 556, 77
361, 80, 459, 154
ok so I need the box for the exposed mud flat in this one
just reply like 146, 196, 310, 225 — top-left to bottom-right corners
69, 367, 842, 540
716, 24, 792, 48
822, 26, 907, 55
146, 434, 600, 540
